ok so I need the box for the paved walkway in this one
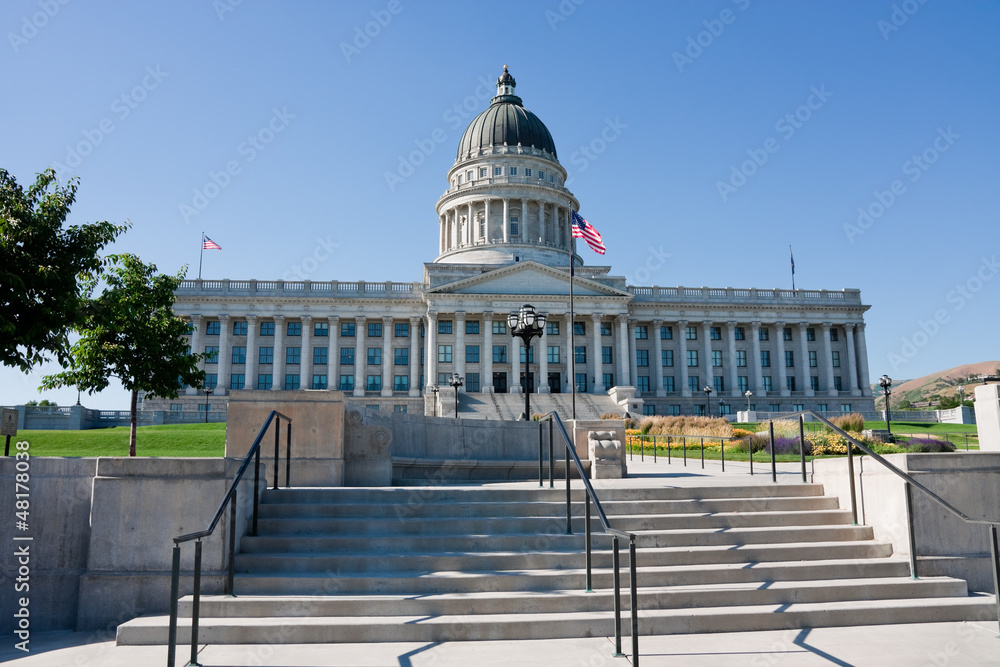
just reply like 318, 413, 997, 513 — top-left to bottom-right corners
4, 454, 997, 666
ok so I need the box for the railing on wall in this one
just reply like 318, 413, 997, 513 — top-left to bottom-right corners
165, 410, 293, 667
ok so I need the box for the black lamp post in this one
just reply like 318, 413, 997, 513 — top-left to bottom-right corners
745, 389, 753, 415
957, 385, 965, 408
449, 372, 463, 418
203, 387, 213, 423
879, 374, 892, 439
431, 386, 439, 417
703, 385, 712, 417
719, 399, 726, 418
508, 304, 547, 421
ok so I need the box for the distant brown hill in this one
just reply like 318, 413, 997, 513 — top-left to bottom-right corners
872, 361, 1000, 409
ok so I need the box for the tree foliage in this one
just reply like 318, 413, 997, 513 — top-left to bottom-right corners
41, 254, 204, 455
0, 168, 128, 371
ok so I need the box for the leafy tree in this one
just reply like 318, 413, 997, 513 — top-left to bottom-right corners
0, 168, 127, 371
42, 254, 204, 455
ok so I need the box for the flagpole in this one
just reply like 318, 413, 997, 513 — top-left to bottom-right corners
198, 232, 204, 281
789, 245, 795, 291
569, 207, 577, 421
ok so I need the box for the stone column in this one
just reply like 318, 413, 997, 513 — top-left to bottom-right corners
652, 319, 665, 397
846, 323, 860, 396
300, 316, 312, 389
726, 320, 739, 398
591, 314, 603, 394
467, 203, 473, 245
454, 312, 466, 392
188, 314, 203, 395
565, 313, 576, 392
426, 311, 438, 391
616, 315, 630, 386
484, 198, 491, 241
855, 323, 871, 396
539, 201, 546, 243
751, 321, 765, 397
354, 316, 366, 397
539, 323, 550, 393
502, 198, 510, 242
328, 316, 340, 391
217, 314, 230, 395
409, 316, 421, 397
823, 322, 837, 397
702, 320, 713, 394
798, 322, 812, 397
510, 335, 521, 394
482, 313, 494, 393
521, 198, 528, 240
381, 316, 394, 397
439, 215, 445, 254
678, 319, 690, 397
628, 320, 639, 394
776, 321, 789, 397
272, 316, 285, 390
245, 315, 258, 390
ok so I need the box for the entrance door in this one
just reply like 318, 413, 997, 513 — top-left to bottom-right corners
548, 372, 561, 394
520, 372, 534, 394
492, 372, 507, 393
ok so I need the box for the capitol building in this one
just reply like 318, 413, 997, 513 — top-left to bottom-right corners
160, 67, 876, 419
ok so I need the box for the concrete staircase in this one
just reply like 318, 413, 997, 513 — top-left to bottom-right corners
117, 482, 996, 646
451, 391, 621, 421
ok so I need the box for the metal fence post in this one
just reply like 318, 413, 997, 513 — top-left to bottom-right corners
190, 540, 203, 666
273, 416, 280, 490
769, 420, 777, 483
612, 536, 623, 657
166, 545, 180, 667
904, 482, 918, 579
799, 415, 807, 483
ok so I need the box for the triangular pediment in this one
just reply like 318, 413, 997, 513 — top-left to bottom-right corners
426, 261, 630, 298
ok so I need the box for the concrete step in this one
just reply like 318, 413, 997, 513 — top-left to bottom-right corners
118, 594, 996, 645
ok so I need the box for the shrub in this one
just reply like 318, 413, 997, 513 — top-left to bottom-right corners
637, 416, 733, 438
600, 412, 622, 420
904, 437, 956, 453
829, 413, 865, 433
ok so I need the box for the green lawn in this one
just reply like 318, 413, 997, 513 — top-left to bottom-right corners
734, 420, 978, 446
9, 423, 226, 457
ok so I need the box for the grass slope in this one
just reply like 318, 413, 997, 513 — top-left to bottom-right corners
12, 423, 226, 457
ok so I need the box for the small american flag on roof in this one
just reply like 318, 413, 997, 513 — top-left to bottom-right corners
571, 211, 605, 255
202, 235, 222, 251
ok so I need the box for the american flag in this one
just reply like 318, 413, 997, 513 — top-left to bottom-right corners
571, 211, 605, 255
202, 235, 222, 251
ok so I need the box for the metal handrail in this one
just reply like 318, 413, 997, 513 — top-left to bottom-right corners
538, 412, 639, 663
166, 410, 293, 667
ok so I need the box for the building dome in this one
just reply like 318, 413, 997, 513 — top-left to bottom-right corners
456, 65, 557, 160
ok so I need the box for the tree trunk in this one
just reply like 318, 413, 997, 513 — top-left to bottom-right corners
129, 389, 138, 457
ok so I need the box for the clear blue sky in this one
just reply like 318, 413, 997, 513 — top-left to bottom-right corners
2, 0, 998, 408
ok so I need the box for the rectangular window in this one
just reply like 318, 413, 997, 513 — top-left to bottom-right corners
230, 374, 245, 390
204, 373, 218, 390
736, 350, 747, 367
438, 320, 453, 334
260, 321, 274, 336
465, 320, 480, 335
574, 346, 587, 363
603, 346, 614, 364
793, 403, 804, 412
314, 321, 329, 337
341, 322, 355, 337
393, 375, 409, 392
668, 405, 681, 416
830, 328, 839, 341
204, 346, 219, 364
713, 376, 725, 393
710, 326, 721, 340
233, 321, 248, 336
574, 322, 585, 336
206, 321, 220, 335
394, 404, 407, 413
763, 375, 773, 391
575, 373, 587, 392
811, 376, 820, 391
256, 374, 272, 390
525, 168, 532, 177
494, 166, 502, 176
664, 376, 675, 392
466, 345, 480, 363
663, 349, 673, 367
738, 375, 748, 392
841, 404, 852, 413
466, 373, 480, 392
537, 170, 544, 180
809, 351, 818, 368
284, 374, 300, 390
314, 347, 328, 365
635, 326, 648, 339
368, 322, 382, 338
807, 328, 816, 341
437, 372, 450, 386
686, 350, 698, 367
758, 327, 769, 341
769, 404, 781, 412
394, 348, 408, 365
685, 326, 697, 340
519, 345, 534, 363
493, 345, 507, 363
711, 350, 722, 367
259, 347, 274, 365
438, 345, 453, 363
603, 373, 614, 390
783, 327, 792, 341
339, 375, 354, 391
312, 374, 327, 390
834, 376, 843, 391
367, 375, 382, 392
546, 321, 560, 336
832, 351, 841, 367
818, 403, 828, 413
286, 347, 300, 365
688, 375, 699, 393
479, 167, 487, 178
602, 322, 613, 336
636, 350, 649, 367
510, 222, 519, 236
341, 348, 355, 366
394, 322, 409, 337
546, 346, 560, 364
785, 350, 795, 367
492, 320, 507, 335
637, 376, 650, 392
643, 405, 655, 416
785, 376, 795, 391
660, 325, 672, 340
286, 322, 301, 337
367, 348, 382, 366
509, 167, 517, 176
760, 351, 771, 368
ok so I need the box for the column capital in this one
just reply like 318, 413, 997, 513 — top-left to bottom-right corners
409, 316, 422, 326
355, 315, 367, 325
652, 318, 664, 327
382, 315, 394, 326
591, 312, 603, 322
821, 322, 832, 330
273, 314, 285, 324
190, 314, 203, 323
702, 319, 713, 327
627, 319, 637, 329
427, 310, 438, 322
845, 322, 856, 332
774, 320, 785, 328
750, 320, 761, 329
857, 321, 866, 332
300, 315, 312, 325
677, 319, 688, 327
726, 320, 737, 327
218, 314, 230, 323
245, 314, 258, 324
798, 321, 810, 329
615, 314, 628, 325
455, 311, 466, 322
482, 311, 494, 322
327, 315, 339, 326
